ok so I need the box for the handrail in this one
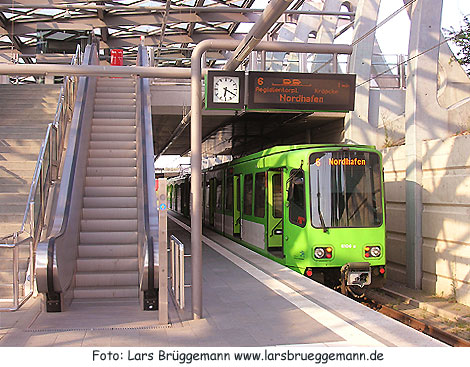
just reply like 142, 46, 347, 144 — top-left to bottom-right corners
137, 45, 158, 310
0, 44, 81, 312
169, 235, 191, 309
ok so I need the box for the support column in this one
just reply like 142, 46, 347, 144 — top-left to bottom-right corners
190, 46, 203, 320
158, 179, 168, 324
343, 0, 381, 145
405, 0, 446, 289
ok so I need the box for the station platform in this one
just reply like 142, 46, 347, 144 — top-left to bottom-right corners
0, 213, 445, 347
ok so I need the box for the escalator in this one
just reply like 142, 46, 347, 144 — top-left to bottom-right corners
36, 44, 159, 311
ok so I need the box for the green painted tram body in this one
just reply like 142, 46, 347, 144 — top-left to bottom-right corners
169, 144, 386, 288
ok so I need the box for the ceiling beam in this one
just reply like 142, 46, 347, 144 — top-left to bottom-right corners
4, 13, 257, 36
155, 0, 171, 59
102, 32, 242, 49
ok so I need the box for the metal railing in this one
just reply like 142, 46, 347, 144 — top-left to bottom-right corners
370, 53, 406, 89
169, 235, 191, 310
0, 45, 81, 311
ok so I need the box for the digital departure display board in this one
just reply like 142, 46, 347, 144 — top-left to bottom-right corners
247, 72, 356, 112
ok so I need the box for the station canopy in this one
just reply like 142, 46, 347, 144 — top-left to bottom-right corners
0, 0, 319, 65
0, 1, 352, 158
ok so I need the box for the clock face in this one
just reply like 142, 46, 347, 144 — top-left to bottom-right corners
213, 76, 240, 103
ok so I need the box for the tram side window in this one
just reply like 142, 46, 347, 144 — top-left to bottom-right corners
288, 169, 306, 227
272, 174, 282, 218
216, 179, 222, 210
226, 174, 233, 211
254, 172, 266, 218
205, 183, 210, 208
243, 174, 253, 216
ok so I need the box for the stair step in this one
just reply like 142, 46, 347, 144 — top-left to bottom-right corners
0, 161, 37, 170
79, 231, 137, 244
0, 284, 25, 299
75, 271, 138, 287
92, 118, 136, 126
0, 258, 29, 271
97, 80, 135, 87
76, 257, 137, 271
94, 98, 135, 106
0, 146, 41, 154
87, 157, 136, 168
0, 193, 28, 205
95, 92, 135, 99
0, 132, 48, 139
0, 270, 27, 283
0, 139, 43, 147
84, 186, 136, 197
0, 152, 41, 161
93, 111, 136, 119
0, 183, 30, 193
88, 149, 136, 158
85, 176, 137, 187
0, 122, 51, 128
73, 286, 138, 299
0, 107, 56, 114
93, 104, 135, 112
91, 125, 136, 134
80, 219, 137, 232
78, 243, 137, 257
0, 243, 31, 260
0, 204, 28, 215
82, 207, 137, 220
90, 133, 136, 142
83, 196, 137, 208
86, 166, 136, 177
0, 177, 34, 187
0, 214, 24, 224
98, 78, 135, 86
89, 141, 136, 150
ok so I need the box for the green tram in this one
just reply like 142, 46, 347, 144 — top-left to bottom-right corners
168, 144, 386, 294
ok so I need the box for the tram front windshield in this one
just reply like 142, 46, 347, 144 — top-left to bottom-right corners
309, 150, 383, 229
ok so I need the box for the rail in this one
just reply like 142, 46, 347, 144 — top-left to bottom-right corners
0, 45, 81, 311
169, 235, 191, 309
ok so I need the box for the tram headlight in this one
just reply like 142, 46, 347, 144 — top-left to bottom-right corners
364, 245, 381, 258
370, 246, 381, 257
314, 247, 325, 259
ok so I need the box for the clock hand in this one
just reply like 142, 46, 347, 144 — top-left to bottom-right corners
225, 88, 236, 97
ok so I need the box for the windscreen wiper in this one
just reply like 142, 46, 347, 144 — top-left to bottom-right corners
317, 172, 328, 233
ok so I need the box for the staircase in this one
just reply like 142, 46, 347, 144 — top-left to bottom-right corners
0, 84, 61, 300
74, 77, 140, 301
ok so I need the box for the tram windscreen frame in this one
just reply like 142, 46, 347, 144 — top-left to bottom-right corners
309, 150, 383, 229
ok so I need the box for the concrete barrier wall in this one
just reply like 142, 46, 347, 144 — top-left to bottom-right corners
382, 145, 407, 284
382, 135, 470, 306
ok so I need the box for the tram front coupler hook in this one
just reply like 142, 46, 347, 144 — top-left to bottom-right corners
340, 262, 372, 295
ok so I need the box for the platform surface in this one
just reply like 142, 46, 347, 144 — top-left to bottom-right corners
0, 214, 445, 347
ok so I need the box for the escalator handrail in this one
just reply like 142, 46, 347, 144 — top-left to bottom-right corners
137, 45, 156, 292
46, 44, 96, 297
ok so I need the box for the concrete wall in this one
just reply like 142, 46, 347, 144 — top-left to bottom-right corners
383, 135, 470, 306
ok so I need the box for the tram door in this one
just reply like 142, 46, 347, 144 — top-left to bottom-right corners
233, 175, 241, 236
267, 171, 284, 254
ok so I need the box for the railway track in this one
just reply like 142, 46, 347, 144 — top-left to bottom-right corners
361, 291, 470, 347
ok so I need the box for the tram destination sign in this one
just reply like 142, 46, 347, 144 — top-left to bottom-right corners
247, 72, 356, 112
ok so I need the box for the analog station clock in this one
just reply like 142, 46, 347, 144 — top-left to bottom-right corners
205, 71, 245, 110
213, 76, 240, 103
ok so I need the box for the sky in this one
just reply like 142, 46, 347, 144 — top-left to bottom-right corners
155, 0, 470, 168
376, 0, 470, 55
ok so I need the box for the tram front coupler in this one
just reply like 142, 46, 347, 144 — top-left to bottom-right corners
340, 262, 371, 295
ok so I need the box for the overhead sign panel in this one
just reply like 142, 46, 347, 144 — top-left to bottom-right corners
247, 72, 356, 112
